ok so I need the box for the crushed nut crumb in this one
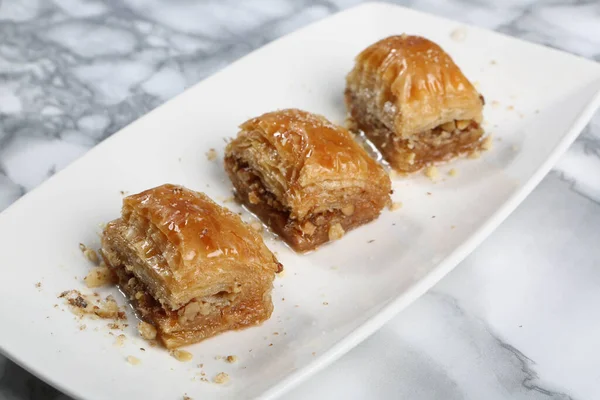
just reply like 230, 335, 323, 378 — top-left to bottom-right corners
84, 266, 114, 288
424, 166, 439, 180
323, 302, 329, 306
35, 282, 42, 289
206, 148, 217, 161
115, 334, 126, 347
389, 202, 402, 211
481, 135, 493, 151
126, 355, 140, 365
491, 100, 500, 108
448, 168, 458, 177
225, 355, 238, 363
248, 191, 260, 204
81, 247, 99, 264
79, 324, 87, 331
171, 349, 193, 362
468, 151, 481, 159
59, 290, 125, 320
213, 372, 229, 384
138, 321, 157, 340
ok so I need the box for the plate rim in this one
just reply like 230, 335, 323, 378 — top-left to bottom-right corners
0, 2, 599, 400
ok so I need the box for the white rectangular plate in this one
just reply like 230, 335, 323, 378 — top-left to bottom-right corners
1, 3, 599, 400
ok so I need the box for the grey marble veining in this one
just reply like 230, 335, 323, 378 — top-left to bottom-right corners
0, 0, 599, 399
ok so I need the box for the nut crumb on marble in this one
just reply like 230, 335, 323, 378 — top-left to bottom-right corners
323, 301, 329, 306
424, 166, 439, 180
491, 100, 500, 108
35, 282, 42, 289
226, 355, 238, 363
171, 349, 193, 362
448, 168, 458, 177
206, 148, 217, 161
213, 372, 229, 384
126, 355, 140, 365
183, 395, 192, 400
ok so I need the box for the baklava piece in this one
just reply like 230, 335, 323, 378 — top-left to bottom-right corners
224, 109, 391, 252
101, 184, 282, 349
345, 35, 485, 173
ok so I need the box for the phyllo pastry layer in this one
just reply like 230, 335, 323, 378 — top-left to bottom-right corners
225, 109, 391, 252
101, 184, 282, 348
345, 35, 485, 173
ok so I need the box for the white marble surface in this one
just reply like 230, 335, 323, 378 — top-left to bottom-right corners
0, 0, 599, 399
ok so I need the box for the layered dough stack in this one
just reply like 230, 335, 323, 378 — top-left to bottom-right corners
100, 35, 486, 348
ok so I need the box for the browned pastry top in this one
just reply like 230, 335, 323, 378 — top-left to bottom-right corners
346, 35, 483, 137
226, 109, 391, 219
109, 184, 280, 308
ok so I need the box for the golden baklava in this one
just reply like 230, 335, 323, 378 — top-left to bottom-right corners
345, 35, 485, 173
101, 184, 282, 348
224, 109, 391, 252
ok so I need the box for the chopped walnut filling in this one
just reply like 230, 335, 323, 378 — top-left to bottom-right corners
138, 321, 157, 340
248, 191, 261, 204
328, 223, 345, 241
301, 221, 316, 236
341, 204, 355, 216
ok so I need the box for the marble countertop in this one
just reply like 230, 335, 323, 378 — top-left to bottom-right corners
1, 0, 599, 399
